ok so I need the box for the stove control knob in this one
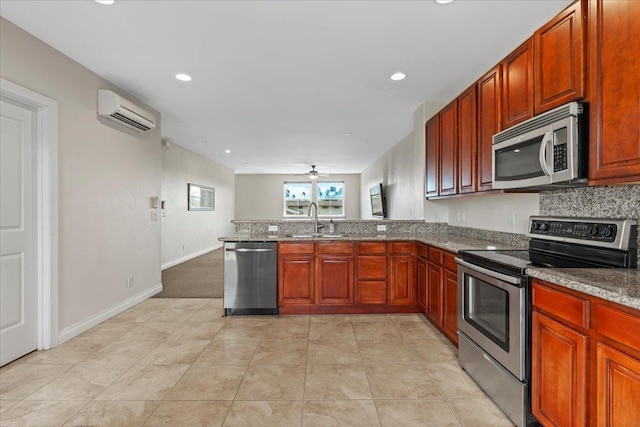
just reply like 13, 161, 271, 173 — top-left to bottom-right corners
532, 223, 540, 231
602, 227, 613, 238
539, 223, 549, 232
590, 226, 600, 236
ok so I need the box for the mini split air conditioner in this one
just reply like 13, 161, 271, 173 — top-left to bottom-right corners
97, 89, 156, 132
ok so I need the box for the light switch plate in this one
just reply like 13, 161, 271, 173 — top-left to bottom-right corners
377, 224, 386, 232
268, 225, 278, 232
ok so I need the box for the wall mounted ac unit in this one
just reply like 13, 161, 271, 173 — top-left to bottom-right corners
97, 89, 156, 132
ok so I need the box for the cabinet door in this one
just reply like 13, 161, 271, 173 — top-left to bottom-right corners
425, 115, 439, 197
279, 256, 314, 305
439, 99, 458, 196
534, 0, 585, 113
458, 85, 477, 194
417, 257, 427, 313
426, 262, 443, 325
596, 342, 640, 427
502, 38, 534, 129
316, 255, 354, 305
388, 255, 415, 305
477, 66, 501, 192
589, 0, 640, 184
443, 268, 458, 345
532, 312, 588, 427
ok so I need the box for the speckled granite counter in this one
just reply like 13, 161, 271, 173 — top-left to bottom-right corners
526, 267, 640, 311
218, 232, 523, 252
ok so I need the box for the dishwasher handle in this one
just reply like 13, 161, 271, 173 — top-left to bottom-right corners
225, 248, 275, 253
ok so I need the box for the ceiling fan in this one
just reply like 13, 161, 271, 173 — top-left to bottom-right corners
295, 165, 330, 180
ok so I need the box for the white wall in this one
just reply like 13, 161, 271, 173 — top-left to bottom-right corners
360, 133, 423, 220
235, 174, 361, 220
1, 18, 161, 331
161, 143, 235, 268
447, 193, 539, 233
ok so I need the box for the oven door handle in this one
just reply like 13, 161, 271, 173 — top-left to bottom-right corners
455, 258, 522, 286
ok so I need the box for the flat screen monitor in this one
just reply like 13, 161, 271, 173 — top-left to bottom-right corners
370, 183, 387, 219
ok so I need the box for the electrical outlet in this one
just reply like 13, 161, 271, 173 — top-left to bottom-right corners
126, 276, 134, 288
182, 244, 185, 251
268, 225, 278, 232
508, 213, 516, 227
462, 212, 466, 223
377, 224, 386, 232
457, 211, 462, 222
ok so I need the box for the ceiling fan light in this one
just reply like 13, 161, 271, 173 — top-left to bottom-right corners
309, 174, 318, 180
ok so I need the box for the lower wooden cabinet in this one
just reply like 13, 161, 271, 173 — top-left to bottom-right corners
532, 279, 640, 427
316, 255, 354, 304
279, 255, 315, 305
532, 311, 588, 427
426, 261, 443, 325
388, 255, 415, 305
442, 268, 458, 345
417, 256, 427, 312
422, 246, 458, 346
596, 343, 640, 427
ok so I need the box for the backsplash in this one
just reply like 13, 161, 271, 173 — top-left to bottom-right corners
232, 220, 446, 235
446, 225, 529, 247
540, 184, 640, 262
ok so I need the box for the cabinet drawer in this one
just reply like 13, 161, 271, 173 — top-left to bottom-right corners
416, 243, 428, 259
596, 304, 640, 352
443, 251, 457, 271
279, 242, 314, 255
388, 242, 414, 254
358, 281, 387, 304
533, 283, 589, 329
428, 247, 444, 265
317, 242, 354, 254
357, 242, 387, 254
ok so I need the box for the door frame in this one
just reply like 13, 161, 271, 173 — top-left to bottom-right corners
1, 78, 58, 350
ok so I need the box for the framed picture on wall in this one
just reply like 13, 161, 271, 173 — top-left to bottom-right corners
188, 183, 215, 211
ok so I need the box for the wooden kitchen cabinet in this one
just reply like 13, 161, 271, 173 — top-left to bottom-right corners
442, 266, 458, 345
425, 115, 439, 197
439, 99, 458, 196
502, 38, 534, 129
532, 279, 640, 427
278, 242, 315, 305
426, 247, 443, 326
416, 244, 428, 313
534, 0, 586, 114
532, 311, 589, 427
388, 242, 415, 305
316, 255, 354, 305
458, 85, 477, 194
357, 242, 387, 304
588, 0, 640, 184
423, 246, 457, 346
477, 65, 501, 192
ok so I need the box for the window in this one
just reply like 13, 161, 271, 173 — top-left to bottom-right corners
283, 181, 345, 218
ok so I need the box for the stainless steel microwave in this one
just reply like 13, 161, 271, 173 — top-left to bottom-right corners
492, 102, 588, 190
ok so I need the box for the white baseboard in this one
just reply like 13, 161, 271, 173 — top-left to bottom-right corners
57, 283, 163, 345
161, 243, 223, 270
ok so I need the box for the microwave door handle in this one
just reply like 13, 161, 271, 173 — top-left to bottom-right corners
539, 131, 553, 176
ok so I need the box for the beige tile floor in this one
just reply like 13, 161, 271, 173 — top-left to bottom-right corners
0, 298, 514, 426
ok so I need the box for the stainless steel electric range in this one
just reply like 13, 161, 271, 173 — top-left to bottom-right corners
456, 216, 638, 427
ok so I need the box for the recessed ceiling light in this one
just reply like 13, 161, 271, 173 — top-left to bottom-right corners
344, 133, 351, 137
390, 72, 406, 81
175, 73, 192, 82
435, 0, 455, 4
225, 149, 231, 154
95, 0, 115, 4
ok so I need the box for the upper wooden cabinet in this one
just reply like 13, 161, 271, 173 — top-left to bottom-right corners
439, 99, 459, 196
588, 0, 640, 184
425, 116, 439, 197
458, 85, 477, 194
477, 66, 501, 192
502, 38, 534, 129
534, 0, 586, 113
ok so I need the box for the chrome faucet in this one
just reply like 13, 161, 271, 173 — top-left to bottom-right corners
308, 202, 323, 235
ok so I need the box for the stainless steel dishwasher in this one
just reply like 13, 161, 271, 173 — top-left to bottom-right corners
223, 241, 278, 315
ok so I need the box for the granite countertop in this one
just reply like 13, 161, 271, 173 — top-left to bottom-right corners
526, 267, 640, 311
218, 232, 523, 252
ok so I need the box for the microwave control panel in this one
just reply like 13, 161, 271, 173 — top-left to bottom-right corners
530, 219, 617, 242
552, 127, 568, 172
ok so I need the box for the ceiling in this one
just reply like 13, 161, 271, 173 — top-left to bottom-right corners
0, 0, 571, 175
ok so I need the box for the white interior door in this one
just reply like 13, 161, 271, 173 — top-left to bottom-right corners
0, 95, 37, 366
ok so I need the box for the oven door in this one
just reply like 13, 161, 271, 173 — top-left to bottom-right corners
456, 259, 525, 380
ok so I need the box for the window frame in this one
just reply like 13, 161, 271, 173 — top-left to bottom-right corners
283, 180, 346, 218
